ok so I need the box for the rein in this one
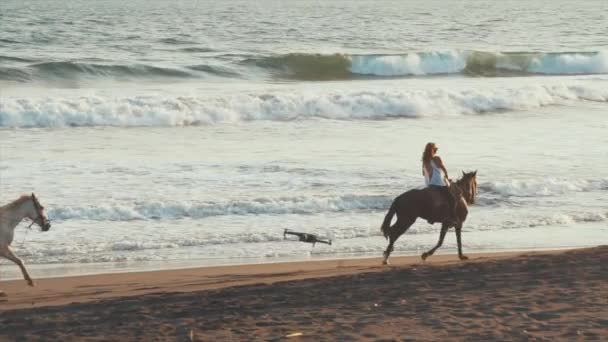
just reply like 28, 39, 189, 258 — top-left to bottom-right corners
30, 193, 50, 229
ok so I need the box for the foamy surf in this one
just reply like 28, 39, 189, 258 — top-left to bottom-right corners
10, 210, 608, 265
48, 195, 392, 221
42, 177, 607, 222
349, 50, 608, 77
1, 82, 606, 128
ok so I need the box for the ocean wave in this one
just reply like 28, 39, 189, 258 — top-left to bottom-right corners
3, 50, 606, 84
28, 61, 196, 80
48, 195, 392, 221
0, 61, 240, 82
245, 53, 352, 80
179, 47, 216, 53
12, 209, 607, 265
0, 55, 37, 63
526, 212, 607, 227
158, 38, 198, 45
246, 50, 608, 80
471, 211, 608, 231
0, 67, 31, 82
43, 177, 607, 222
480, 178, 608, 197
0, 38, 21, 45
2, 83, 607, 128
185, 64, 241, 77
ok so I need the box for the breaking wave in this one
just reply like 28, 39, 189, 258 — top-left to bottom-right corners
481, 178, 608, 197
44, 177, 607, 222
2, 50, 607, 83
30, 61, 195, 80
12, 208, 608, 266
48, 195, 392, 221
246, 50, 608, 80
2, 83, 607, 128
0, 61, 238, 82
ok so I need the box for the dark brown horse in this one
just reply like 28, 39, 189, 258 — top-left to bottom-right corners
381, 171, 478, 265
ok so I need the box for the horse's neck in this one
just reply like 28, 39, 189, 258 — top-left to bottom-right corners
455, 181, 472, 204
0, 200, 31, 231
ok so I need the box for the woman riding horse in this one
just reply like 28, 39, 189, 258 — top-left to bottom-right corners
381, 149, 478, 265
422, 142, 457, 223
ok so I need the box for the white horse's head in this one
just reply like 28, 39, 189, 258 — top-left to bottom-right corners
25, 193, 51, 231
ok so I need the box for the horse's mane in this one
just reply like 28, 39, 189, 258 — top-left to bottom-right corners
0, 194, 32, 210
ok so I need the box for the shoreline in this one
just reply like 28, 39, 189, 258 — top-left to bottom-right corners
1, 246, 606, 340
0, 247, 591, 311
0, 244, 589, 282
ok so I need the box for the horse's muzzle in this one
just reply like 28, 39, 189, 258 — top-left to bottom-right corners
42, 222, 51, 231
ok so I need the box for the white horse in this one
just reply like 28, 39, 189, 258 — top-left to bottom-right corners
0, 193, 51, 296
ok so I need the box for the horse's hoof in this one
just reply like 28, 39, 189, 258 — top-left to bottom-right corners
0, 291, 6, 297
421, 253, 428, 261
459, 255, 469, 261
27, 280, 35, 287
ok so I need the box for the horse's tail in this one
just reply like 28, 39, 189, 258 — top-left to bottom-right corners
381, 199, 397, 239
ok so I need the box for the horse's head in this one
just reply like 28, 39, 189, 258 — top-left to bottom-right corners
456, 170, 478, 205
28, 193, 51, 231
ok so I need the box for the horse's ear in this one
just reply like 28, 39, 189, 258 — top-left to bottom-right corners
462, 171, 466, 176
473, 170, 477, 176
31, 193, 36, 199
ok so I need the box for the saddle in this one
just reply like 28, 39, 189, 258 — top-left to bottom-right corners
424, 185, 463, 225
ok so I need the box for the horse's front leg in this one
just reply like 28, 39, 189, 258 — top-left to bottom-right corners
421, 223, 449, 261
455, 223, 468, 260
0, 247, 34, 286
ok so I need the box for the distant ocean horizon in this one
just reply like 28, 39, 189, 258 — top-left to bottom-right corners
1, 0, 606, 279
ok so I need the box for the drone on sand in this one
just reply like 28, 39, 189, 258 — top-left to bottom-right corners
283, 229, 332, 247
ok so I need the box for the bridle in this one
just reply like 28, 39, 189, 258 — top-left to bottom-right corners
29, 193, 50, 230
456, 174, 477, 205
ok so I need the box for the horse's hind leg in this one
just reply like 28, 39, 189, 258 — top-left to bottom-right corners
0, 247, 34, 286
382, 217, 415, 265
455, 223, 468, 260
421, 223, 449, 261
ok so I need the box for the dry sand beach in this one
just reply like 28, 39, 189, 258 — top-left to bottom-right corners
1, 247, 606, 341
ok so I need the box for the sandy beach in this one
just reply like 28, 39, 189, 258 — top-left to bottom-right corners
1, 247, 606, 341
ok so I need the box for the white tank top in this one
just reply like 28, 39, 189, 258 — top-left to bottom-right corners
425, 160, 447, 186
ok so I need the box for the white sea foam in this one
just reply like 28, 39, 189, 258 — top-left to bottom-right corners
528, 51, 608, 75
44, 176, 607, 222
349, 51, 467, 76
348, 50, 608, 76
1, 83, 607, 128
11, 209, 607, 266
482, 178, 608, 197
48, 195, 392, 221
527, 212, 607, 227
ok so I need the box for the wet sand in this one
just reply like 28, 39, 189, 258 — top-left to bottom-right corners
1, 247, 607, 341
